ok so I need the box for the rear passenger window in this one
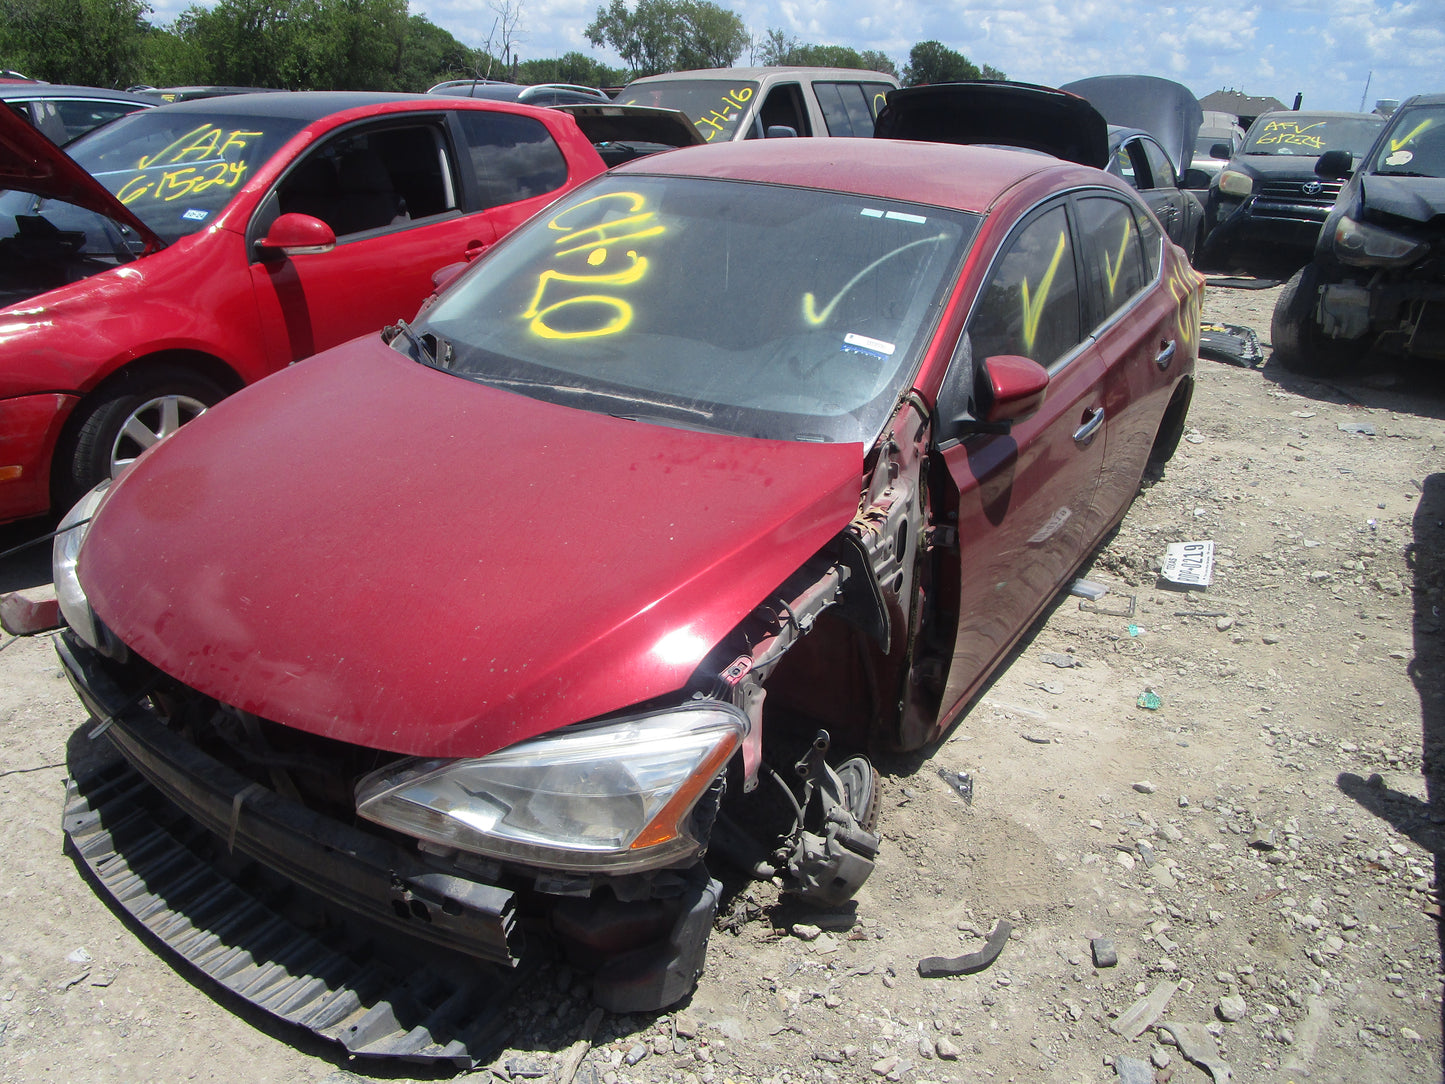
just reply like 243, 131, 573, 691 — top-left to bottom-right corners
456, 112, 569, 207
1135, 204, 1163, 279
967, 204, 1083, 369
1075, 196, 1149, 327
813, 82, 876, 137
1141, 138, 1176, 189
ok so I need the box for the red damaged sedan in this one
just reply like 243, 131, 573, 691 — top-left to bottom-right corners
0, 92, 609, 524
44, 137, 1201, 1059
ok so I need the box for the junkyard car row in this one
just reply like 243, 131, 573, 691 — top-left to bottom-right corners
1, 66, 1434, 1063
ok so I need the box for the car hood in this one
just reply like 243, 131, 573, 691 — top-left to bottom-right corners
1226, 153, 1337, 181
873, 81, 1109, 168
1361, 173, 1445, 223
0, 103, 161, 248
1062, 75, 1203, 178
554, 103, 706, 148
80, 338, 866, 758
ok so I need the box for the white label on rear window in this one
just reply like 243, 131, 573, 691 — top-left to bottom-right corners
861, 208, 884, 218
844, 332, 895, 356
885, 211, 926, 224
181, 208, 209, 221
1385, 149, 1413, 166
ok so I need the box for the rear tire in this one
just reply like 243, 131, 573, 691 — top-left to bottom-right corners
1271, 266, 1363, 376
55, 365, 226, 512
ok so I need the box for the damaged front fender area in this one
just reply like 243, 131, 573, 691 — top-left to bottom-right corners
695, 398, 936, 906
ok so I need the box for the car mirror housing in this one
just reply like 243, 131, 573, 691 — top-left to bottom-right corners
255, 212, 337, 259
765, 125, 798, 138
1315, 149, 1355, 180
1209, 142, 1233, 160
945, 354, 1051, 439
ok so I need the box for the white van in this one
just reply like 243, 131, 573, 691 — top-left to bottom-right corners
615, 67, 898, 142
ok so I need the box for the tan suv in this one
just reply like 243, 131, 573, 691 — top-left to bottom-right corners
615, 66, 897, 142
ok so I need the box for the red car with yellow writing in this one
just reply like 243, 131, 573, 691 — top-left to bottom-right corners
42, 137, 1201, 1060
0, 92, 610, 524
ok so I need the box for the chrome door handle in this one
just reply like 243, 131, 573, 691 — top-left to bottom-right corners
1074, 407, 1104, 445
1155, 340, 1177, 369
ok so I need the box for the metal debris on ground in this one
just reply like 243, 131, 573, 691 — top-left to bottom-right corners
1157, 1021, 1234, 1083
1110, 980, 1179, 1040
1091, 937, 1118, 967
917, 918, 1012, 977
1069, 578, 1109, 600
1021, 733, 1052, 744
1136, 688, 1162, 711
1160, 540, 1214, 587
1338, 421, 1377, 436
937, 768, 973, 805
1080, 592, 1137, 617
1040, 652, 1082, 668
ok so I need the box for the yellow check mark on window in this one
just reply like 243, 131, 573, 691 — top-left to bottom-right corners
1020, 231, 1067, 354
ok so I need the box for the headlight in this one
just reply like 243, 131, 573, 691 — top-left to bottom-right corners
1216, 170, 1253, 198
53, 481, 111, 650
1332, 215, 1428, 267
356, 702, 746, 874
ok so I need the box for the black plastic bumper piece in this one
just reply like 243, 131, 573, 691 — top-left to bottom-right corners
64, 756, 532, 1065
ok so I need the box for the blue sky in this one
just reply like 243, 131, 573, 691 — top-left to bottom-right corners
151, 0, 1445, 112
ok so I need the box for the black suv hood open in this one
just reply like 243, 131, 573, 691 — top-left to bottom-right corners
1062, 75, 1203, 178
873, 81, 1108, 168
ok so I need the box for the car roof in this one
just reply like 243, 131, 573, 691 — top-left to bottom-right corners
612, 137, 1083, 214
141, 90, 443, 123
627, 66, 895, 84
0, 83, 156, 104
1396, 92, 1445, 108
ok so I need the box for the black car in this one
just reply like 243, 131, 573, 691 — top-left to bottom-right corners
429, 80, 611, 106
1200, 109, 1385, 271
1, 82, 154, 143
876, 79, 1207, 260
1271, 92, 1445, 375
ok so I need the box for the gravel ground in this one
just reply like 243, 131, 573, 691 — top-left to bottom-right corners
1, 278, 1442, 1083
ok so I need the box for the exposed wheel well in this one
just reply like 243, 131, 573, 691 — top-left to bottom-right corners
1143, 376, 1194, 483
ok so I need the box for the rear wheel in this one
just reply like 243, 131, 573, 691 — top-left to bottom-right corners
1271, 266, 1364, 376
55, 365, 226, 511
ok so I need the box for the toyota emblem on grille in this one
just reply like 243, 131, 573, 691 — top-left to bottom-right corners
1302, 181, 1324, 195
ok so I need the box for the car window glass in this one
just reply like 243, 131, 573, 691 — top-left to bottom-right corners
1110, 142, 1139, 188
1372, 105, 1445, 177
421, 175, 979, 445
1244, 113, 1384, 156
813, 82, 876, 137
615, 79, 759, 143
1141, 138, 1175, 189
455, 111, 568, 208
862, 83, 893, 120
277, 122, 454, 238
966, 203, 1082, 370
64, 109, 308, 244
756, 83, 811, 137
1134, 203, 1162, 279
1075, 196, 1149, 327
51, 99, 146, 142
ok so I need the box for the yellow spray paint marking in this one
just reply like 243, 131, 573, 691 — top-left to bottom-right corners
525, 190, 664, 340
1102, 218, 1134, 298
1020, 230, 1068, 355
693, 86, 753, 142
120, 125, 262, 206
802, 234, 948, 325
1390, 118, 1434, 152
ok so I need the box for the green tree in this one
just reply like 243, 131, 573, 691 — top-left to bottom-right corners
517, 52, 627, 89
394, 14, 479, 91
1, 0, 151, 87
585, 0, 746, 77
755, 30, 896, 76
902, 40, 1004, 86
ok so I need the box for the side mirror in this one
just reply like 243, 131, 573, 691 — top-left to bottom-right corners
255, 212, 336, 258
1315, 149, 1354, 179
948, 354, 1050, 438
1181, 167, 1211, 190
1210, 142, 1233, 160
431, 261, 467, 293
765, 124, 798, 139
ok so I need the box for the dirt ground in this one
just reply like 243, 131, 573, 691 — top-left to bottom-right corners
2, 279, 1443, 1084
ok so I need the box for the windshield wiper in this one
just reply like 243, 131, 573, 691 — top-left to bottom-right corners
385, 319, 453, 369
479, 375, 714, 418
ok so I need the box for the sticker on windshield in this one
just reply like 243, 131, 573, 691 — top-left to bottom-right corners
843, 332, 895, 358
861, 208, 928, 225
1385, 149, 1414, 166
181, 208, 209, 222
